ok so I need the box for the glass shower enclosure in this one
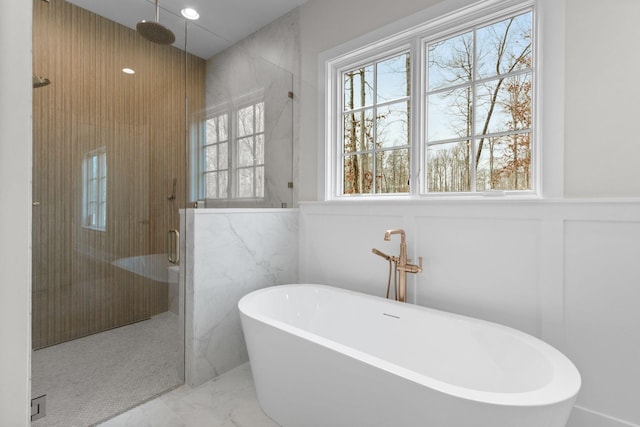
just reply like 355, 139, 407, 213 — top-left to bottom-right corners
31, 0, 295, 423
31, 0, 203, 423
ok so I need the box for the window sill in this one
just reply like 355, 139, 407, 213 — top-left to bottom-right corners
325, 192, 542, 203
82, 225, 106, 232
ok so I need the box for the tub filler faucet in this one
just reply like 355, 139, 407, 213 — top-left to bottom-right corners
372, 229, 422, 303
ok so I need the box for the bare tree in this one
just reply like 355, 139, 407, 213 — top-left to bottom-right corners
344, 68, 373, 194
343, 54, 411, 194
427, 12, 532, 192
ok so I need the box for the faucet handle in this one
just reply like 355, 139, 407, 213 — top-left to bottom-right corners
403, 256, 423, 274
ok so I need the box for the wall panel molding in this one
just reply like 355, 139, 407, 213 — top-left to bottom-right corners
299, 199, 640, 427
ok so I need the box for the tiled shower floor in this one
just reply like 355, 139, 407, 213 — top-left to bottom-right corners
31, 312, 182, 427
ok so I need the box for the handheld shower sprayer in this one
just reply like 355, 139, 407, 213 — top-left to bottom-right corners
372, 248, 391, 261
33, 74, 50, 88
168, 177, 177, 201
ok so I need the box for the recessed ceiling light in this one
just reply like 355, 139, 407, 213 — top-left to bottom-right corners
122, 68, 135, 74
181, 8, 199, 20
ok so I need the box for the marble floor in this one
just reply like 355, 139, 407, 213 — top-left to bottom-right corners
98, 363, 279, 427
32, 311, 182, 427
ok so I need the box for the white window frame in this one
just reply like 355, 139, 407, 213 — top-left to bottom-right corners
199, 95, 266, 201
339, 47, 413, 195
201, 110, 231, 200
320, 0, 563, 201
234, 99, 265, 199
82, 147, 107, 231
421, 11, 535, 195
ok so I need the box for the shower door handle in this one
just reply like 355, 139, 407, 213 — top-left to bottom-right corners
168, 229, 180, 264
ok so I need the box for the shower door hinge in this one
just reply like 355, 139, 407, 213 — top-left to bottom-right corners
31, 394, 46, 421
288, 182, 294, 189
288, 91, 294, 99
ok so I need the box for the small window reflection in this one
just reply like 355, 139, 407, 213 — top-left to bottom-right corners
82, 147, 107, 231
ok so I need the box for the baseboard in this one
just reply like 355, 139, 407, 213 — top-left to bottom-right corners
567, 406, 639, 427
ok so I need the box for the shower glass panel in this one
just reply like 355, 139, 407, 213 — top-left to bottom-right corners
194, 52, 295, 208
31, 0, 203, 424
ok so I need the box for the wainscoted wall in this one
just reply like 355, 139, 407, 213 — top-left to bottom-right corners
183, 209, 298, 387
299, 200, 640, 427
32, 0, 205, 349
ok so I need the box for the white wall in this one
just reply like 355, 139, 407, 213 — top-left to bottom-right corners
0, 0, 32, 425
300, 200, 640, 427
564, 0, 640, 197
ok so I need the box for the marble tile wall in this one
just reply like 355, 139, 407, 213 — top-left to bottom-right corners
183, 209, 298, 387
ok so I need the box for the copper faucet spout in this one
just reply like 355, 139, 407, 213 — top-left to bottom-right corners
384, 229, 405, 242
384, 229, 407, 262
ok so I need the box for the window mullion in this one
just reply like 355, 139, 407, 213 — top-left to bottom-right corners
413, 37, 424, 196
253, 134, 258, 198
252, 105, 256, 198
230, 111, 236, 199
372, 62, 378, 194
470, 25, 478, 193
372, 105, 377, 194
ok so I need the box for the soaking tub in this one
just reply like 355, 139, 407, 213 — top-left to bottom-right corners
239, 284, 580, 427
112, 253, 173, 283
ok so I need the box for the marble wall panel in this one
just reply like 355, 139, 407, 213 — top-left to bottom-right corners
184, 209, 298, 387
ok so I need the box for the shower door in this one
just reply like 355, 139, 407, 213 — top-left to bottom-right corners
31, 0, 205, 349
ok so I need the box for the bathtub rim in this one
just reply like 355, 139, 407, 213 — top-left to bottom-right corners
111, 253, 173, 283
239, 283, 581, 408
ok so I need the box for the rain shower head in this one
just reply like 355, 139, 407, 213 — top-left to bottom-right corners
137, 20, 175, 45
136, 0, 175, 45
33, 74, 51, 88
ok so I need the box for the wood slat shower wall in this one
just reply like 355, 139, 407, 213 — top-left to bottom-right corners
32, 0, 205, 349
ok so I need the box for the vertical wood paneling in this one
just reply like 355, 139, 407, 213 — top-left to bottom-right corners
32, 0, 205, 349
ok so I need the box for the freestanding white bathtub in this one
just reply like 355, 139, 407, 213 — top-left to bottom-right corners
239, 284, 581, 427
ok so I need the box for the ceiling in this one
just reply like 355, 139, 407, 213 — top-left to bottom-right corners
66, 0, 308, 60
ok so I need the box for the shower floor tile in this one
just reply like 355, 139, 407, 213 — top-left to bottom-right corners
98, 363, 279, 427
31, 311, 182, 427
